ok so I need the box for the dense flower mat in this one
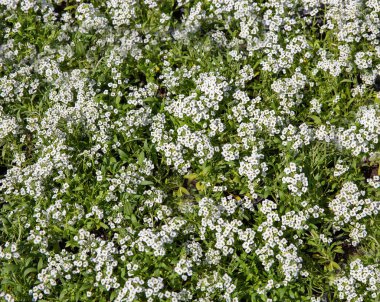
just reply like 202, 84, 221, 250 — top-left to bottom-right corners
0, 0, 380, 301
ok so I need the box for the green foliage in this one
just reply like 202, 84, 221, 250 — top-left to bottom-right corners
0, 0, 380, 302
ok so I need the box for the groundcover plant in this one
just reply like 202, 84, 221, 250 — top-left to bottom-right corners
0, 0, 380, 301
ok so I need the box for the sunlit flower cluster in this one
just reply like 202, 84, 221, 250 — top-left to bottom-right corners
0, 0, 379, 301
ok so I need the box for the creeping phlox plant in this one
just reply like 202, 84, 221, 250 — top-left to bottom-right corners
0, 0, 380, 301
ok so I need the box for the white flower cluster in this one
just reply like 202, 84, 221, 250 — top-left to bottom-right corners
177, 125, 215, 163
329, 182, 380, 246
238, 147, 268, 196
0, 242, 19, 260
208, 118, 225, 137
255, 200, 303, 285
334, 105, 380, 156
334, 160, 349, 177
1, 140, 74, 199
236, 64, 255, 88
221, 143, 240, 161
174, 258, 193, 281
282, 163, 308, 196
0, 292, 15, 302
271, 70, 308, 114
0, 107, 18, 142
309, 98, 322, 114
76, 3, 108, 33
195, 272, 238, 302
367, 175, 380, 189
333, 259, 380, 302
319, 234, 333, 245
106, 160, 154, 198
354, 51, 373, 70
106, 0, 137, 27
280, 123, 313, 151
316, 45, 352, 77
1, 0, 380, 300
312, 104, 380, 157
261, 35, 310, 73
166, 72, 229, 123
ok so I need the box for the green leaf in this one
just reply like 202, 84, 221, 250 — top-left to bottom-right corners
52, 224, 63, 233
75, 41, 85, 57
195, 182, 205, 191
278, 190, 285, 201
138, 151, 145, 165
328, 261, 340, 271
59, 288, 68, 300
98, 222, 109, 230
333, 246, 344, 254
2, 264, 17, 273
143, 139, 149, 152
310, 115, 322, 125
130, 214, 138, 227
73, 185, 83, 191
179, 186, 190, 195
38, 258, 44, 271
118, 149, 128, 161
110, 291, 117, 301
23, 267, 37, 278
184, 173, 197, 182
75, 290, 81, 302
140, 180, 154, 185
278, 287, 286, 298
64, 5, 76, 10
339, 79, 353, 84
